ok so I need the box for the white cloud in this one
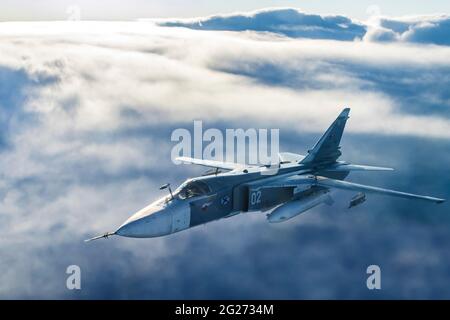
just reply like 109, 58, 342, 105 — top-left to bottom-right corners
0, 17, 449, 298
156, 7, 367, 41
1, 21, 450, 139
364, 14, 450, 45
157, 8, 450, 47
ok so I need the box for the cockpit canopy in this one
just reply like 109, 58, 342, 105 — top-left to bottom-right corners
175, 180, 211, 200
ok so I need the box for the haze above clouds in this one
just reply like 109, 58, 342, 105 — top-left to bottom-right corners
0, 8, 449, 298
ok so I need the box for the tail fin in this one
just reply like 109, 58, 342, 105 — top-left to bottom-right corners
301, 108, 350, 166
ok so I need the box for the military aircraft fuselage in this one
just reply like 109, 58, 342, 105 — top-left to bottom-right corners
86, 107, 444, 242
114, 163, 349, 238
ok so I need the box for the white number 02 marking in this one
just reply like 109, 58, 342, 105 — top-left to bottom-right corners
250, 191, 261, 205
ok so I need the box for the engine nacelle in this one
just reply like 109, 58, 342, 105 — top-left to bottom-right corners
267, 192, 333, 223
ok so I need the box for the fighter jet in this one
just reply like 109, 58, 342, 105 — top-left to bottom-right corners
86, 108, 445, 241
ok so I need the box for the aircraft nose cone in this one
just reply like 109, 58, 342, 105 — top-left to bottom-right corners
115, 204, 172, 238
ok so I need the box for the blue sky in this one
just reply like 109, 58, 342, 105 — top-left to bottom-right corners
1, 0, 449, 21
0, 5, 449, 299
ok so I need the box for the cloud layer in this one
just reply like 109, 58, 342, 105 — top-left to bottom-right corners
158, 8, 367, 41
158, 8, 450, 46
365, 14, 450, 46
0, 13, 449, 299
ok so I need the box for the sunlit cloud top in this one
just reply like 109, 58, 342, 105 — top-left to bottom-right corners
157, 7, 450, 46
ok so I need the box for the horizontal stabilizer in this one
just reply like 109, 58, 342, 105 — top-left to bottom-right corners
278, 152, 306, 163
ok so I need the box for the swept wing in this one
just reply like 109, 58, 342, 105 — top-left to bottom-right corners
261, 175, 445, 203
176, 156, 254, 171
315, 177, 445, 203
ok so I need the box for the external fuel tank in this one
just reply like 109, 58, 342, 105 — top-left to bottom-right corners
267, 192, 333, 223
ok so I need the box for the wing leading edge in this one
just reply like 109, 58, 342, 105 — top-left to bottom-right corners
325, 163, 394, 172
176, 156, 251, 171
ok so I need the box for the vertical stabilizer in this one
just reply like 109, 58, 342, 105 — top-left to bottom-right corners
301, 108, 350, 166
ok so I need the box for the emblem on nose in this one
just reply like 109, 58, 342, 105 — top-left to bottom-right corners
221, 196, 230, 206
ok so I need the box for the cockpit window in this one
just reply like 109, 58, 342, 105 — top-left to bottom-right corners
176, 181, 211, 200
